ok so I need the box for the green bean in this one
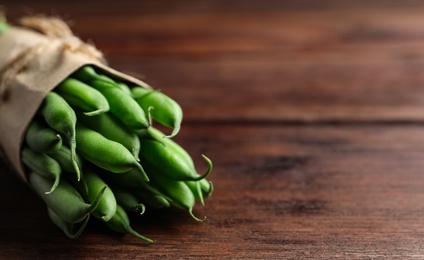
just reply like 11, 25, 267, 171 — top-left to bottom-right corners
47, 207, 90, 239
142, 160, 204, 221
132, 87, 183, 138
185, 179, 214, 206
74, 108, 140, 160
49, 145, 83, 174
134, 190, 171, 209
38, 92, 80, 181
73, 66, 147, 94
75, 167, 116, 222
103, 205, 153, 243
138, 128, 212, 181
21, 147, 61, 194
55, 78, 109, 116
75, 123, 149, 181
112, 188, 145, 214
101, 168, 171, 201
25, 118, 62, 154
88, 79, 149, 130
29, 172, 105, 223
73, 65, 115, 84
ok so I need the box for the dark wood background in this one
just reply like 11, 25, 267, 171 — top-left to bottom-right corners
2, 0, 424, 258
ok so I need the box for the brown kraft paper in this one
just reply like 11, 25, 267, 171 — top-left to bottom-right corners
0, 17, 151, 182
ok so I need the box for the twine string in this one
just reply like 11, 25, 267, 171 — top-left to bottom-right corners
0, 15, 105, 100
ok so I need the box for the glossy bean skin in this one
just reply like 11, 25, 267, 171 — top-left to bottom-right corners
38, 92, 80, 180
103, 205, 153, 243
138, 128, 212, 181
49, 145, 83, 174
29, 172, 105, 223
47, 207, 90, 239
74, 109, 140, 159
55, 78, 109, 116
112, 188, 145, 213
132, 87, 183, 138
76, 168, 117, 222
73, 65, 115, 84
21, 147, 61, 194
89, 79, 149, 131
142, 160, 204, 221
185, 179, 214, 206
73, 65, 151, 90
134, 190, 171, 209
25, 118, 62, 154
75, 123, 148, 181
102, 168, 171, 201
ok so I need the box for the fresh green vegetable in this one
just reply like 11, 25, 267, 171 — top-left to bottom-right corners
75, 123, 148, 181
132, 87, 183, 138
25, 118, 62, 154
103, 205, 153, 243
21, 147, 61, 194
55, 78, 110, 116
38, 92, 80, 180
29, 172, 106, 223
47, 207, 90, 239
90, 79, 150, 130
20, 64, 213, 241
74, 108, 140, 159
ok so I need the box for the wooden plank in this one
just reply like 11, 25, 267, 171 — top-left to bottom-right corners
3, 1, 424, 122
1, 124, 424, 258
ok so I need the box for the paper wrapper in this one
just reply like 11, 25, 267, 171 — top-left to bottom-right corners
0, 17, 150, 182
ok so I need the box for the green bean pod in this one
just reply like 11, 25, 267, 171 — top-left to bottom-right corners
132, 87, 183, 138
25, 118, 62, 154
138, 128, 212, 182
185, 179, 214, 206
47, 207, 90, 239
73, 65, 115, 84
75, 123, 149, 181
29, 172, 106, 223
55, 78, 110, 116
142, 160, 204, 221
49, 145, 83, 174
74, 109, 140, 160
101, 168, 171, 201
134, 190, 171, 209
38, 92, 80, 181
112, 188, 145, 214
21, 147, 61, 194
89, 79, 149, 130
75, 168, 117, 222
103, 205, 153, 243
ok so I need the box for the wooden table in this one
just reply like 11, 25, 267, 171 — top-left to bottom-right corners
2, 1, 424, 258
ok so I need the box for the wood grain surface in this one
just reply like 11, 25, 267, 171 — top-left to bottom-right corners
2, 0, 424, 259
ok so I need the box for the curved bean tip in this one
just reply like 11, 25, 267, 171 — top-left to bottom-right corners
136, 163, 150, 182
163, 124, 180, 139
206, 181, 214, 198
128, 227, 154, 243
101, 215, 112, 222
147, 106, 154, 127
196, 181, 205, 206
45, 175, 60, 195
193, 154, 213, 181
83, 109, 108, 117
138, 204, 146, 216
189, 208, 206, 222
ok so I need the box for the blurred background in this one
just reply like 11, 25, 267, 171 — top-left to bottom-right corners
5, 0, 424, 124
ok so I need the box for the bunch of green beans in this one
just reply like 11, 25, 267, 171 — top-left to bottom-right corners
21, 66, 213, 241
